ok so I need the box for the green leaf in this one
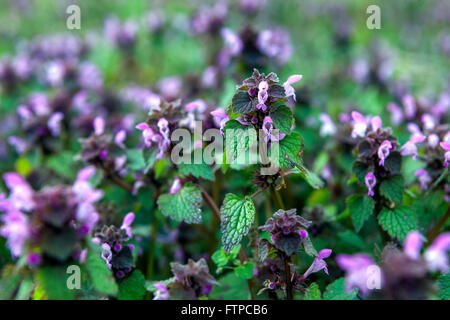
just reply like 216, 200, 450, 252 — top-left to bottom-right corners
352, 161, 370, 184
301, 236, 318, 257
143, 147, 158, 173
380, 174, 404, 204
258, 239, 270, 262
231, 91, 254, 114
438, 273, 450, 300
224, 120, 256, 165
117, 270, 146, 300
220, 193, 255, 253
85, 243, 118, 296
384, 151, 402, 173
212, 245, 241, 270
347, 194, 375, 232
277, 131, 304, 169
378, 206, 418, 240
157, 183, 203, 224
295, 164, 324, 189
323, 278, 357, 300
178, 163, 214, 181
234, 262, 255, 280
270, 105, 293, 134
304, 282, 322, 300
36, 266, 75, 300
40, 229, 77, 261
126, 149, 145, 171
16, 276, 34, 300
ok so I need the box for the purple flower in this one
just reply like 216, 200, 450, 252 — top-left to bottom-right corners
210, 108, 230, 134
336, 253, 378, 296
136, 122, 157, 148
440, 142, 450, 167
427, 134, 440, 148
101, 243, 112, 269
153, 282, 170, 300
170, 177, 182, 194
47, 112, 64, 136
351, 111, 368, 138
387, 102, 403, 125
283, 75, 302, 101
263, 116, 282, 142
257, 28, 293, 65
371, 116, 382, 132
157, 118, 170, 159
424, 233, 450, 273
421, 114, 435, 131
3, 172, 34, 211
403, 231, 423, 260
114, 130, 126, 148
186, 99, 207, 114
93, 116, 105, 135
402, 95, 416, 119
73, 167, 103, 234
121, 212, 135, 238
400, 134, 426, 160
415, 169, 431, 190
157, 76, 182, 101
378, 140, 393, 167
256, 81, 269, 111
221, 28, 243, 56
27, 252, 42, 267
302, 249, 332, 279
0, 195, 30, 257
365, 172, 376, 197
8, 136, 27, 154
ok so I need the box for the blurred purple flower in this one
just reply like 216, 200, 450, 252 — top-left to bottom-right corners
415, 169, 431, 190
365, 172, 376, 197
336, 253, 378, 296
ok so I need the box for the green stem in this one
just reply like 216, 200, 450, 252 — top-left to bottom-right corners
146, 213, 158, 280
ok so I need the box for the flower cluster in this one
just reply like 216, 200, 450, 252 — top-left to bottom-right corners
0, 167, 102, 266
93, 212, 136, 279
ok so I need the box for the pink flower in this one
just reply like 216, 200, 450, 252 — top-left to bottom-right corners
371, 116, 382, 132
440, 142, 450, 167
302, 249, 332, 279
427, 134, 440, 148
27, 252, 42, 267
170, 177, 182, 194
403, 231, 423, 260
421, 114, 435, 131
402, 94, 416, 119
93, 116, 105, 135
351, 111, 368, 138
114, 130, 126, 148
101, 243, 112, 269
400, 134, 426, 160
121, 212, 135, 238
256, 81, 269, 111
365, 172, 376, 197
387, 102, 403, 125
136, 122, 158, 148
153, 282, 170, 300
0, 196, 30, 257
425, 233, 450, 273
3, 172, 34, 211
378, 140, 393, 167
186, 99, 207, 113
283, 74, 302, 101
47, 112, 64, 136
336, 253, 378, 296
221, 28, 243, 56
210, 108, 230, 134
319, 113, 336, 137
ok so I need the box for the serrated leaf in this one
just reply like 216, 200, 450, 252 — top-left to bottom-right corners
220, 194, 255, 253
157, 183, 203, 224
224, 120, 256, 165
301, 236, 318, 257
384, 151, 402, 173
347, 194, 375, 232
352, 161, 370, 184
276, 131, 304, 169
234, 262, 255, 280
268, 84, 286, 98
380, 174, 404, 204
117, 270, 146, 300
178, 163, 214, 181
378, 206, 417, 240
258, 239, 269, 262
86, 243, 118, 296
438, 273, 450, 300
304, 282, 321, 300
126, 149, 145, 171
212, 245, 241, 269
323, 278, 357, 300
231, 91, 254, 114
270, 105, 293, 134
